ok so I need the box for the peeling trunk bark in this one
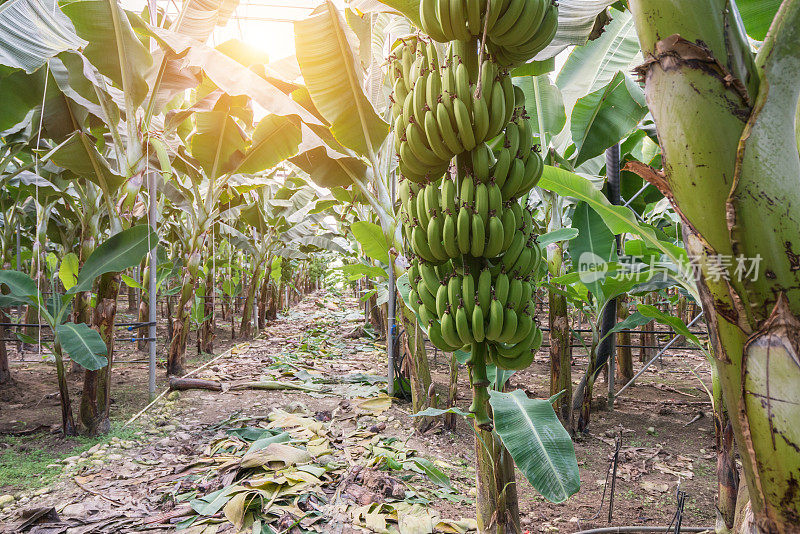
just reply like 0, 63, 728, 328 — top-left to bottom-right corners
549, 289, 573, 430
475, 418, 520, 533
240, 260, 263, 339
402, 313, 436, 430
0, 308, 12, 386
81, 272, 119, 435
54, 343, 76, 436
616, 297, 634, 383
168, 269, 197, 376
199, 270, 215, 354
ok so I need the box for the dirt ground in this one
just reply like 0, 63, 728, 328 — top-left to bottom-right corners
0, 291, 718, 533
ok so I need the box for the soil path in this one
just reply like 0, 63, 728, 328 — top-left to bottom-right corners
1, 292, 718, 533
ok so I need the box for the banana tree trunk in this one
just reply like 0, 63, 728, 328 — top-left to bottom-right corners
616, 296, 634, 383
199, 269, 215, 354
81, 272, 120, 435
401, 312, 436, 430
240, 259, 263, 339
53, 342, 77, 435
475, 416, 520, 533
168, 268, 198, 376
0, 308, 12, 386
629, 1, 800, 530
257, 266, 271, 325
549, 287, 573, 430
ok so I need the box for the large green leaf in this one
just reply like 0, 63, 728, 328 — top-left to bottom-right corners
570, 201, 616, 299
737, 0, 782, 40
0, 270, 39, 307
236, 115, 302, 175
0, 0, 85, 73
294, 1, 389, 158
637, 304, 701, 346
538, 228, 579, 248
489, 389, 580, 503
69, 226, 158, 295
290, 146, 367, 189
534, 0, 616, 60
538, 165, 698, 300
0, 67, 45, 133
43, 131, 126, 193
351, 221, 390, 264
61, 0, 152, 107
514, 75, 565, 139
190, 109, 248, 179
556, 9, 641, 113
338, 263, 387, 280
571, 71, 647, 166
58, 252, 80, 290
55, 322, 107, 370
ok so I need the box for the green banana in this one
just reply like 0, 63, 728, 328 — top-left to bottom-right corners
462, 272, 475, 316
494, 272, 509, 306
423, 110, 452, 162
501, 206, 516, 251
472, 143, 491, 183
501, 156, 525, 201
449, 0, 472, 40
502, 231, 525, 271
510, 246, 531, 277
492, 0, 545, 46
436, 102, 464, 154
453, 97, 476, 150
498, 306, 518, 342
483, 215, 504, 257
509, 309, 533, 344
507, 277, 523, 311
518, 281, 532, 313
436, 282, 449, 317
465, 0, 482, 35
505, 121, 520, 162
477, 268, 491, 314
490, 0, 525, 37
486, 0, 509, 31
488, 182, 502, 214
416, 188, 429, 228
427, 215, 448, 261
500, 75, 515, 125
442, 213, 459, 258
441, 179, 456, 214
472, 93, 490, 144
418, 279, 438, 313
517, 149, 543, 194
486, 80, 507, 140
491, 146, 511, 188
419, 261, 440, 291
470, 213, 485, 257
447, 274, 462, 310
471, 304, 485, 342
485, 299, 504, 341
440, 310, 462, 347
455, 304, 473, 344
420, 0, 448, 42
459, 175, 475, 208
456, 207, 471, 254
406, 122, 444, 167
474, 182, 489, 222
428, 320, 462, 351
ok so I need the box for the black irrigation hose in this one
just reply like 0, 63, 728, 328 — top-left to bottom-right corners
539, 327, 707, 336
0, 321, 155, 329
570, 528, 711, 534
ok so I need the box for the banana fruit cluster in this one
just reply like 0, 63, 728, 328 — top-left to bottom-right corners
419, 0, 559, 67
389, 38, 517, 182
391, 9, 555, 428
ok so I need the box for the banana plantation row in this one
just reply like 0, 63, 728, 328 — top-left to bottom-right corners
0, 0, 798, 533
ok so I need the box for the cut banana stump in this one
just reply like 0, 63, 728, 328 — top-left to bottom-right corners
391, 7, 556, 429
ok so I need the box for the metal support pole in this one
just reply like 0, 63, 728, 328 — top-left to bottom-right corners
387, 171, 396, 397
615, 312, 705, 398
147, 170, 158, 401
602, 144, 621, 409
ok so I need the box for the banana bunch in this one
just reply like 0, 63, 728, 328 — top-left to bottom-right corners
392, 6, 556, 428
419, 0, 559, 67
407, 255, 544, 368
390, 38, 522, 182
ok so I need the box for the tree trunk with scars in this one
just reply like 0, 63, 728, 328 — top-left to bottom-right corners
239, 259, 263, 339
0, 309, 12, 386
549, 288, 573, 430
629, 1, 800, 530
401, 313, 436, 431
168, 268, 198, 376
199, 269, 215, 354
616, 297, 634, 383
81, 272, 120, 435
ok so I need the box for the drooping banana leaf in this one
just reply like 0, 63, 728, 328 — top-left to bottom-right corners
488, 389, 580, 504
